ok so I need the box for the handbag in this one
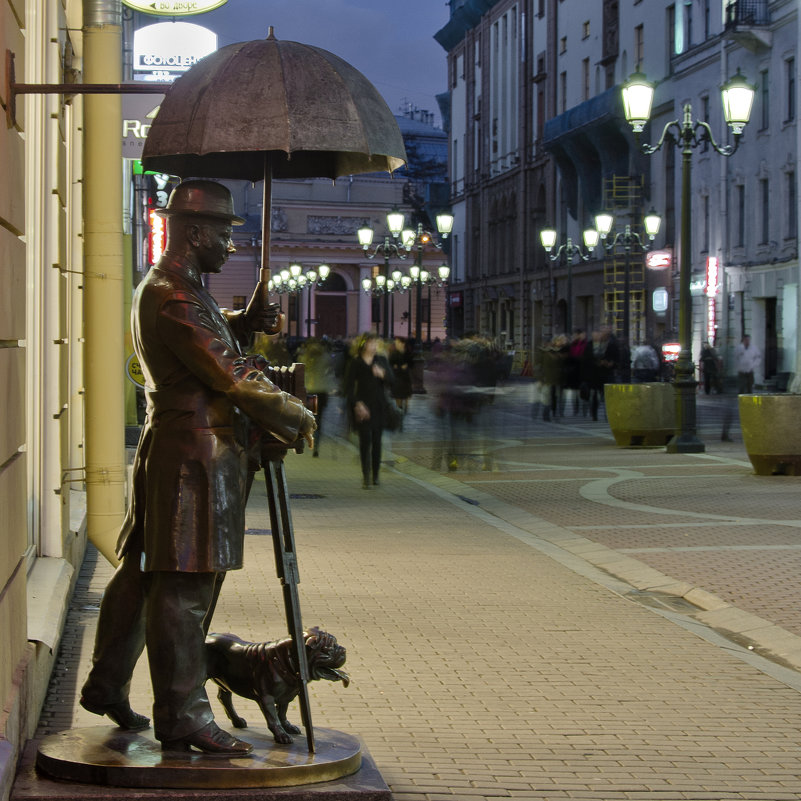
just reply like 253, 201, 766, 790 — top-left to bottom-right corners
383, 391, 403, 431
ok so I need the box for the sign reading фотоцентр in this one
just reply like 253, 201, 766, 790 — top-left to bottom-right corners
134, 22, 217, 81
123, 0, 227, 15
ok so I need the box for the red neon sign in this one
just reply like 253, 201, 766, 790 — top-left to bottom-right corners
149, 209, 166, 265
705, 257, 718, 344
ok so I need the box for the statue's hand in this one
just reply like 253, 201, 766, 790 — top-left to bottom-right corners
299, 408, 317, 449
245, 285, 284, 334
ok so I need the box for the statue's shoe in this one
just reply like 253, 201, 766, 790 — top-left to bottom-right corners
80, 698, 151, 731
161, 722, 253, 755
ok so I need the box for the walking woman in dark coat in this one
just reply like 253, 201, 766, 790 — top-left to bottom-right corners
344, 333, 394, 488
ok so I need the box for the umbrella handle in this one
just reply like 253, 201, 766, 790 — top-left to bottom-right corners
247, 153, 284, 335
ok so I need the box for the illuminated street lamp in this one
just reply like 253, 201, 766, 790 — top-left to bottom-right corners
357, 209, 411, 338
359, 209, 453, 341
539, 227, 600, 333
270, 263, 330, 338
406, 213, 453, 342
594, 209, 662, 382
622, 68, 755, 453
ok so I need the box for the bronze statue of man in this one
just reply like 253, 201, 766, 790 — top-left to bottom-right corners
80, 180, 316, 755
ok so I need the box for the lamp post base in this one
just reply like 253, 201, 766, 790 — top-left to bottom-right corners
666, 433, 705, 453
666, 369, 705, 454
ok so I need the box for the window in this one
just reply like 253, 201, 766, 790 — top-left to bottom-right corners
634, 25, 644, 71
760, 69, 769, 130
685, 0, 693, 48
582, 20, 590, 39
760, 179, 769, 244
788, 172, 797, 240
667, 4, 677, 65
787, 58, 795, 122
703, 0, 710, 39
736, 184, 745, 247
560, 71, 567, 113
582, 58, 590, 101
537, 0, 544, 17
560, 36, 567, 54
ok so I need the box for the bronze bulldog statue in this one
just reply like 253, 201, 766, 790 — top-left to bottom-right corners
205, 629, 349, 744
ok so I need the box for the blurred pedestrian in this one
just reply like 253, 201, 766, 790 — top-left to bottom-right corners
344, 333, 394, 488
631, 342, 661, 383
388, 336, 414, 417
700, 341, 721, 394
565, 329, 590, 415
297, 337, 337, 457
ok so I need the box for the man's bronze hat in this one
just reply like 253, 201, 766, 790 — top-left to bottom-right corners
155, 179, 245, 225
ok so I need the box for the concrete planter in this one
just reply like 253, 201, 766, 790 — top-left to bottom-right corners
739, 394, 801, 475
605, 382, 675, 447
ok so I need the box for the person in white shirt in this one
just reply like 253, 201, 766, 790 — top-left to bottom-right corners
734, 335, 761, 393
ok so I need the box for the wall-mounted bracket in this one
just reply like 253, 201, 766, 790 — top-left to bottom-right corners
5, 49, 171, 128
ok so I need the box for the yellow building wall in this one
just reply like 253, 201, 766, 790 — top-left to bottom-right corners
0, 0, 30, 797
0, 1, 87, 799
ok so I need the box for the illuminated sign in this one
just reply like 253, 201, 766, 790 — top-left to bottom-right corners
705, 256, 719, 344
149, 209, 166, 265
662, 343, 681, 362
123, 0, 228, 15
646, 249, 673, 270
133, 22, 217, 78
705, 257, 719, 298
652, 287, 669, 313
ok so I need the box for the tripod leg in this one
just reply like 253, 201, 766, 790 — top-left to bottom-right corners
264, 459, 315, 752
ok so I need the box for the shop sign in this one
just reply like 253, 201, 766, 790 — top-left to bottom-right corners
123, 0, 227, 15
133, 22, 217, 77
126, 353, 146, 388
646, 249, 673, 270
652, 287, 669, 313
122, 95, 163, 157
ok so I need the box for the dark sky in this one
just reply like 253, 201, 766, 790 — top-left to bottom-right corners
195, 0, 451, 125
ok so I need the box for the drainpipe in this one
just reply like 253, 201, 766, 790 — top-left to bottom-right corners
83, 0, 125, 566
793, 11, 801, 392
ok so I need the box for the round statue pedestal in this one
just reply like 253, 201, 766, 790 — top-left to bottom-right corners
35, 726, 361, 789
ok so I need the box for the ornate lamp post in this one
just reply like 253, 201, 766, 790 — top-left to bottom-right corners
539, 227, 600, 333
358, 209, 453, 341
357, 209, 410, 339
594, 209, 662, 381
407, 213, 453, 342
622, 69, 755, 453
269, 263, 330, 338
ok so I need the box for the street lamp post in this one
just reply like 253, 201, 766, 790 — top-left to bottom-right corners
622, 69, 755, 453
594, 209, 662, 382
359, 210, 453, 342
269, 263, 330, 339
539, 227, 600, 333
358, 210, 410, 339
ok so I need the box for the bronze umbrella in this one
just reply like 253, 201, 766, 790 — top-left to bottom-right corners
142, 27, 407, 277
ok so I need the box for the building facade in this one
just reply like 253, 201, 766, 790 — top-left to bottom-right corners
1, 1, 88, 798
437, 0, 800, 384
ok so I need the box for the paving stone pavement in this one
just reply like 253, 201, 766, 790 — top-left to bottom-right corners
30, 383, 801, 800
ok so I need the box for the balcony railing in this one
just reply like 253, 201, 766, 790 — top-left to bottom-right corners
724, 0, 769, 27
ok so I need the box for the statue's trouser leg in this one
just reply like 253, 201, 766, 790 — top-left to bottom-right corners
80, 551, 147, 708
146, 570, 220, 742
